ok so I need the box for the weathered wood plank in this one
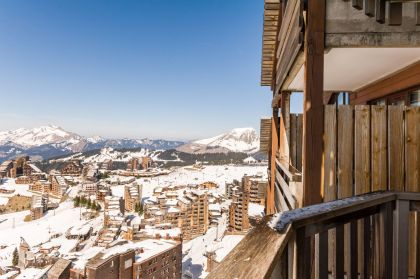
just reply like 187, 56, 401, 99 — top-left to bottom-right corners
405, 106, 420, 191
388, 106, 404, 191
355, 105, 371, 195
416, 3, 420, 26
371, 105, 387, 191
324, 105, 337, 202
337, 106, 354, 199
207, 216, 292, 279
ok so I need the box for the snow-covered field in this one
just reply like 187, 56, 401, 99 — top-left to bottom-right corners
110, 165, 267, 200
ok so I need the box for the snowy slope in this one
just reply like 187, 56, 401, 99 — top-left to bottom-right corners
177, 128, 259, 154
0, 125, 184, 162
0, 125, 84, 150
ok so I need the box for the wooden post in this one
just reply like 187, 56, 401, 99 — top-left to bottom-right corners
279, 92, 291, 164
394, 200, 409, 279
302, 0, 325, 206
268, 107, 280, 214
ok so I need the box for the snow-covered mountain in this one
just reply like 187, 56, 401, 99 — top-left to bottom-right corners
177, 127, 259, 154
0, 125, 185, 162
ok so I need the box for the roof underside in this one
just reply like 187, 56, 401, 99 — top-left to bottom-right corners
261, 0, 280, 87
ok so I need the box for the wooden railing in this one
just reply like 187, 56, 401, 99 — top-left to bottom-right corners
207, 192, 420, 279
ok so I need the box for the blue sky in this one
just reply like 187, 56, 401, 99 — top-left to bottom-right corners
0, 0, 300, 140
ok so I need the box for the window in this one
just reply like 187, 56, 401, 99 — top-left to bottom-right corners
410, 90, 420, 106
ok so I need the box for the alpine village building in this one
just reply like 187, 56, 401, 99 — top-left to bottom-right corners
209, 1, 420, 279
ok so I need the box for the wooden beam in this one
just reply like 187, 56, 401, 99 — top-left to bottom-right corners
302, 0, 325, 206
352, 61, 420, 105
394, 200, 409, 279
279, 92, 291, 163
268, 108, 280, 214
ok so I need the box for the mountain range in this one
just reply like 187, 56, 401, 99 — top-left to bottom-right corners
0, 125, 260, 162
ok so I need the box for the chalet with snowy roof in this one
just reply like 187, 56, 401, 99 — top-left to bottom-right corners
210, 1, 420, 278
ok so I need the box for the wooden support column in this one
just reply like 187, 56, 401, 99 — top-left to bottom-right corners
268, 107, 280, 214
279, 92, 291, 164
302, 0, 325, 206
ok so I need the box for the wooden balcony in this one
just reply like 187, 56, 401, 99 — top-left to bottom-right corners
208, 191, 420, 279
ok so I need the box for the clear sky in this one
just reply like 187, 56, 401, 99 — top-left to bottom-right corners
0, 0, 299, 140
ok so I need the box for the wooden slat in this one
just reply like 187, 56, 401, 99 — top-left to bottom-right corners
276, 169, 296, 209
388, 106, 405, 191
296, 114, 303, 172
371, 105, 387, 191
405, 106, 420, 191
335, 225, 345, 279
349, 221, 358, 279
337, 106, 354, 198
364, 0, 375, 17
290, 114, 297, 168
324, 105, 337, 278
416, 3, 420, 26
394, 200, 409, 279
417, 212, 420, 278
324, 105, 337, 202
355, 105, 371, 195
406, 107, 419, 279
296, 230, 314, 279
318, 231, 329, 279
388, 2, 402, 26
362, 217, 372, 279
375, 0, 385, 23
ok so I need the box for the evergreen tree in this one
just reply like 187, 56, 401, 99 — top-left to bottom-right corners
91, 201, 96, 211
73, 196, 80, 207
86, 199, 91, 209
134, 202, 139, 212
12, 248, 18, 266
96, 202, 101, 211
80, 196, 86, 206
138, 202, 144, 215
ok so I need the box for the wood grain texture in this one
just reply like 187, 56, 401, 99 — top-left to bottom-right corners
337, 106, 354, 198
355, 105, 371, 195
371, 105, 387, 191
388, 106, 405, 191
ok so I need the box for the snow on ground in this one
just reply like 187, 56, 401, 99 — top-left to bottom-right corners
0, 197, 8, 206
0, 200, 103, 270
15, 266, 49, 279
138, 165, 267, 199
248, 203, 265, 218
182, 226, 244, 278
0, 179, 32, 198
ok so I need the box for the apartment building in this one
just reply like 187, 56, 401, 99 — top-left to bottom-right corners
124, 183, 142, 212
228, 189, 250, 232
31, 194, 48, 220
50, 175, 68, 198
61, 160, 83, 176
242, 175, 267, 206
0, 160, 13, 178
71, 239, 181, 279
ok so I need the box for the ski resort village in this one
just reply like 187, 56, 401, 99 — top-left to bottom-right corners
0, 126, 267, 279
